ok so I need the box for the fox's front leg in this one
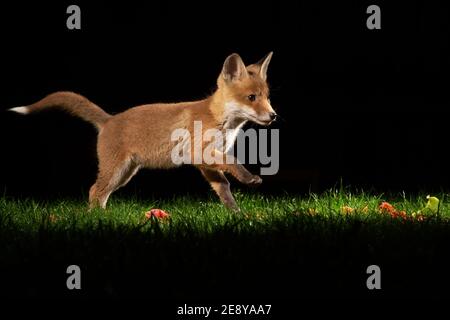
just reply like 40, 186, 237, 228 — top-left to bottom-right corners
199, 167, 239, 211
227, 163, 263, 186
202, 152, 262, 186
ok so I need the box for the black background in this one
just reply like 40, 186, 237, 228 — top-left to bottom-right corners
0, 1, 449, 199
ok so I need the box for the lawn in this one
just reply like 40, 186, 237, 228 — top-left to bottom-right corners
1, 189, 450, 299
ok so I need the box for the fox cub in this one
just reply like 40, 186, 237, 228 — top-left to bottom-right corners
10, 52, 277, 211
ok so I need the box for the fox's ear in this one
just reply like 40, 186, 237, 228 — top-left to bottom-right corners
222, 53, 248, 82
255, 51, 273, 81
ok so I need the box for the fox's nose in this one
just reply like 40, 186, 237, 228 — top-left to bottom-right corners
269, 112, 277, 121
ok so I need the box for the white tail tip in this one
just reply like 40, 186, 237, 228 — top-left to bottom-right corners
9, 106, 29, 115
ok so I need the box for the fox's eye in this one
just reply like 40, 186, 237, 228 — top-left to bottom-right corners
247, 94, 257, 102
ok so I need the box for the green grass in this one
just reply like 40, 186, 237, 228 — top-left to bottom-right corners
1, 189, 450, 299
3, 190, 448, 232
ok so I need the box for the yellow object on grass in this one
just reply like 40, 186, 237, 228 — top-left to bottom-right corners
424, 195, 439, 214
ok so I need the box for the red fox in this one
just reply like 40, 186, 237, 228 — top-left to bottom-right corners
9, 52, 276, 211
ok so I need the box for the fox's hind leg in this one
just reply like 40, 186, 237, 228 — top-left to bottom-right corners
199, 167, 239, 211
89, 156, 139, 209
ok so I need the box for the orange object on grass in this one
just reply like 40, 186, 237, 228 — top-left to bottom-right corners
378, 202, 396, 214
145, 209, 170, 219
379, 202, 409, 220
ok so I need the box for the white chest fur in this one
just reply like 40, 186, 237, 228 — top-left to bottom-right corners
222, 101, 251, 152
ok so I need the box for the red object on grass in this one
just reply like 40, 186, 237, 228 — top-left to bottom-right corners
379, 201, 427, 222
145, 209, 170, 219
379, 202, 409, 220
378, 202, 396, 214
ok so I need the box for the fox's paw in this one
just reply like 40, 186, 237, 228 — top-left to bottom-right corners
247, 175, 262, 187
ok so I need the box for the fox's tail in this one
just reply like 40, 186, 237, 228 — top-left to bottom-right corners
9, 91, 111, 130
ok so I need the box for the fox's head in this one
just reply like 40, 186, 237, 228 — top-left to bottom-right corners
217, 52, 276, 126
